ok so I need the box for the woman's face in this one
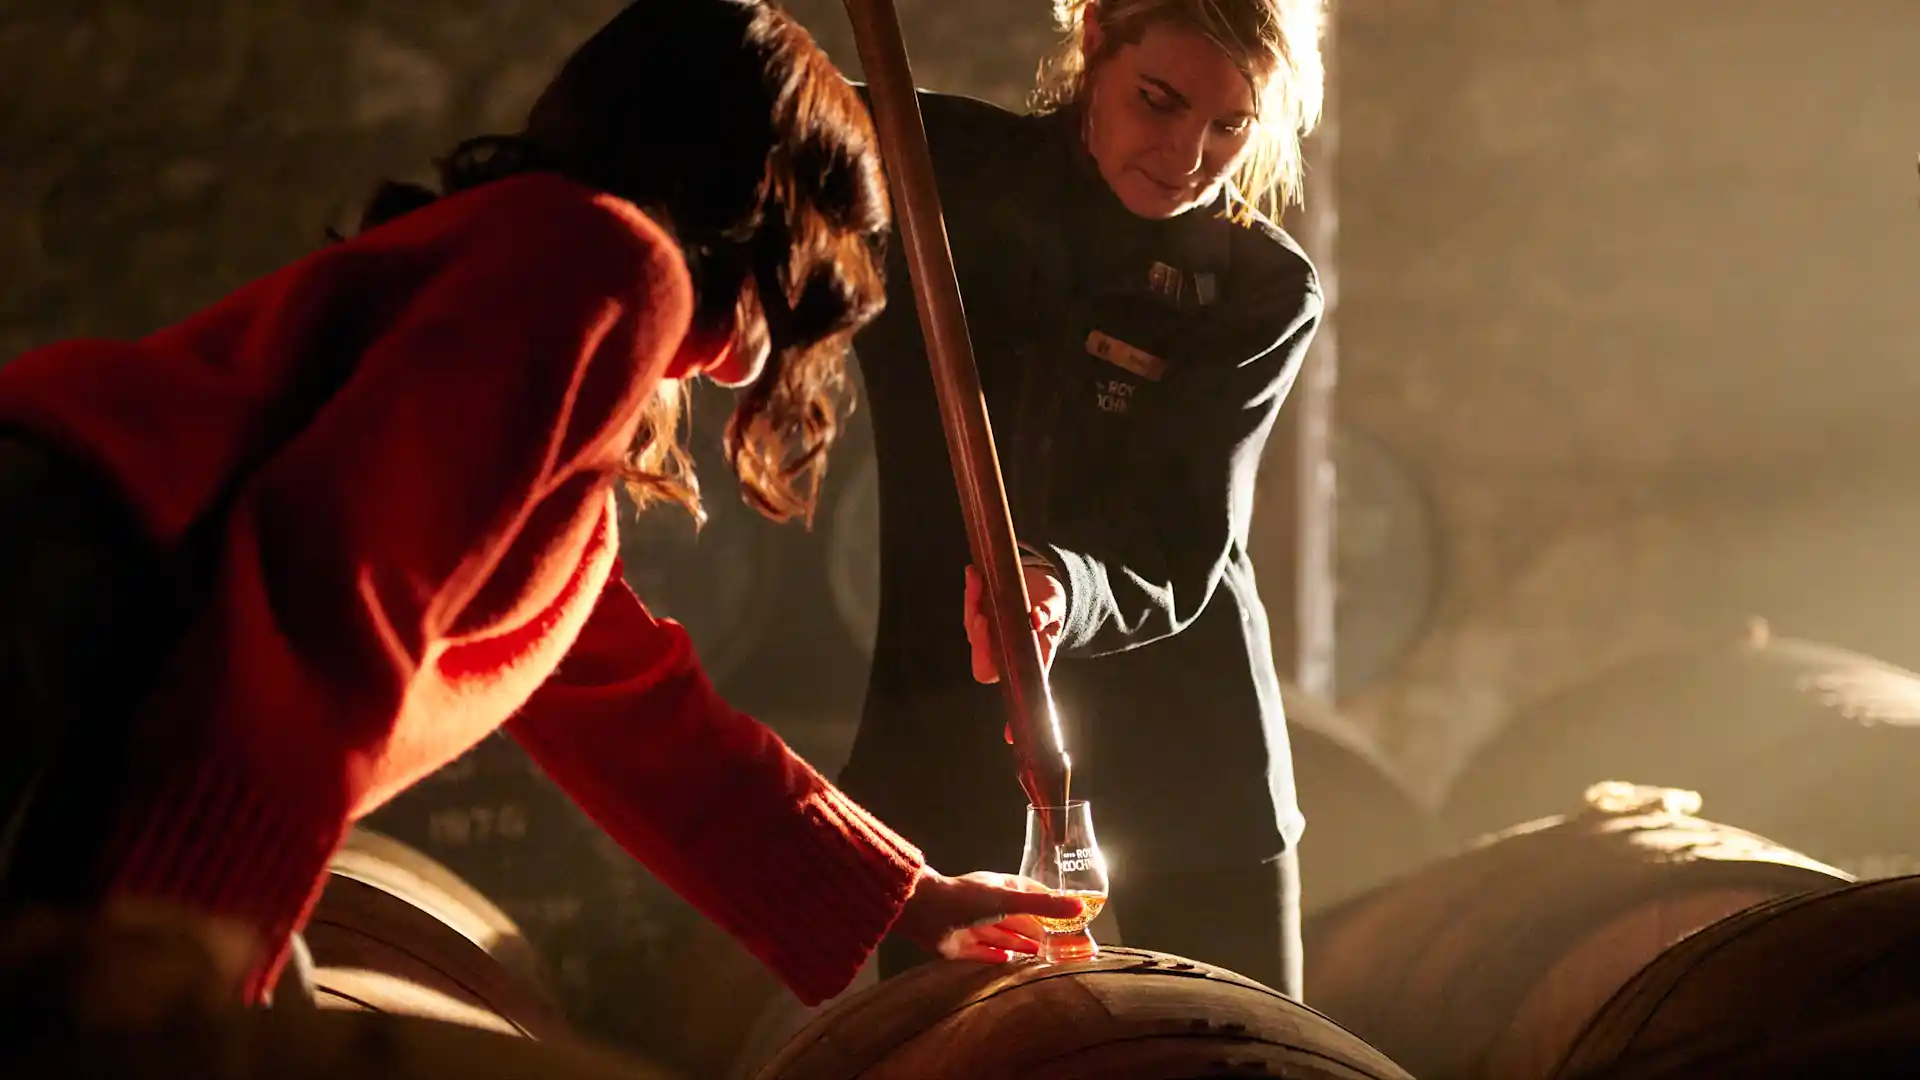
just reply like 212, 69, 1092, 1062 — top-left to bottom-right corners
1080, 17, 1262, 220
699, 315, 770, 388
670, 296, 771, 388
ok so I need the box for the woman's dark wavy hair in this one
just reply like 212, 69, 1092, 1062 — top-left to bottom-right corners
347, 0, 890, 525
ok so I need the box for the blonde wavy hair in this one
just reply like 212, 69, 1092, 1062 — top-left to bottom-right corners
1031, 0, 1326, 223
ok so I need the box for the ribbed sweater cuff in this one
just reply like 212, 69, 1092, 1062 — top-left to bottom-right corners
97, 753, 347, 1002
720, 783, 924, 1006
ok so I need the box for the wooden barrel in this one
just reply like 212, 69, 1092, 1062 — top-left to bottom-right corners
1301, 783, 1852, 1080
305, 828, 567, 1040
1252, 427, 1438, 696
752, 946, 1413, 1080
1552, 874, 1920, 1079
1284, 684, 1445, 914
829, 424, 1444, 695
823, 447, 879, 658
1560, 1004, 1920, 1080
615, 380, 797, 687
3, 1007, 689, 1080
817, 357, 880, 660
1442, 631, 1920, 880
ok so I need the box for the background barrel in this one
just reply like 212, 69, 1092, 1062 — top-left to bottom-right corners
1559, 1005, 1920, 1080
822, 407, 879, 661
830, 424, 1444, 699
4, 1006, 690, 1080
1284, 683, 1445, 914
1552, 874, 1920, 1080
1301, 783, 1852, 1080
1251, 426, 1439, 698
305, 828, 568, 1039
753, 946, 1413, 1080
614, 379, 801, 689
1442, 631, 1920, 881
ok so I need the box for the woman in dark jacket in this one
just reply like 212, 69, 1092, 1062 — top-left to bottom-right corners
839, 0, 1326, 997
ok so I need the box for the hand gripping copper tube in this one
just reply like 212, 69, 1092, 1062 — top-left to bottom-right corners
841, 0, 1072, 811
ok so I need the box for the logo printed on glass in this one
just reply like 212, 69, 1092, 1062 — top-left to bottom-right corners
1059, 847, 1099, 874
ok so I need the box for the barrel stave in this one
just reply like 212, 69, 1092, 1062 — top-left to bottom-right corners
1552, 874, 1920, 1079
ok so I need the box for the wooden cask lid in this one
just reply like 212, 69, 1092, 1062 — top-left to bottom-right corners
1303, 783, 1852, 1080
753, 946, 1413, 1080
1553, 874, 1920, 1079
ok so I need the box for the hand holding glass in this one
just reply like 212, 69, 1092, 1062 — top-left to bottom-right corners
1018, 799, 1109, 962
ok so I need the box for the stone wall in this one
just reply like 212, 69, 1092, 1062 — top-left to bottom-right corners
1330, 0, 1920, 799
0, 1, 628, 359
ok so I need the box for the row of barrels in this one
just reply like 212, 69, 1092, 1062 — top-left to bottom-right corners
320, 792, 1919, 1080
1292, 627, 1920, 1078
314, 791, 1918, 1079
743, 779, 1920, 1079
289, 830, 1404, 1080
52, 775, 1900, 1080
333, 627, 1920, 1077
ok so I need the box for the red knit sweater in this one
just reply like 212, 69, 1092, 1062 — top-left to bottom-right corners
0, 173, 923, 1004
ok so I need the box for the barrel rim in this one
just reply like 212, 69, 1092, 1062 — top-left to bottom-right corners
753, 946, 1403, 1080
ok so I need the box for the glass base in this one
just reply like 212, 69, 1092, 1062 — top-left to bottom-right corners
1040, 929, 1099, 964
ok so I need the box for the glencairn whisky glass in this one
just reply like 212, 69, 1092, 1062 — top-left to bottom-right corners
1018, 799, 1109, 963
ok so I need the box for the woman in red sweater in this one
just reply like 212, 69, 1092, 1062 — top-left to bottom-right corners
0, 0, 1079, 1008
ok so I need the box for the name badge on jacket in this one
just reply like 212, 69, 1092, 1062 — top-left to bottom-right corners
1085, 330, 1169, 415
1085, 330, 1168, 382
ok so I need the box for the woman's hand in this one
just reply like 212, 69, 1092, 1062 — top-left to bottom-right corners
964, 564, 1066, 686
891, 868, 1085, 963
